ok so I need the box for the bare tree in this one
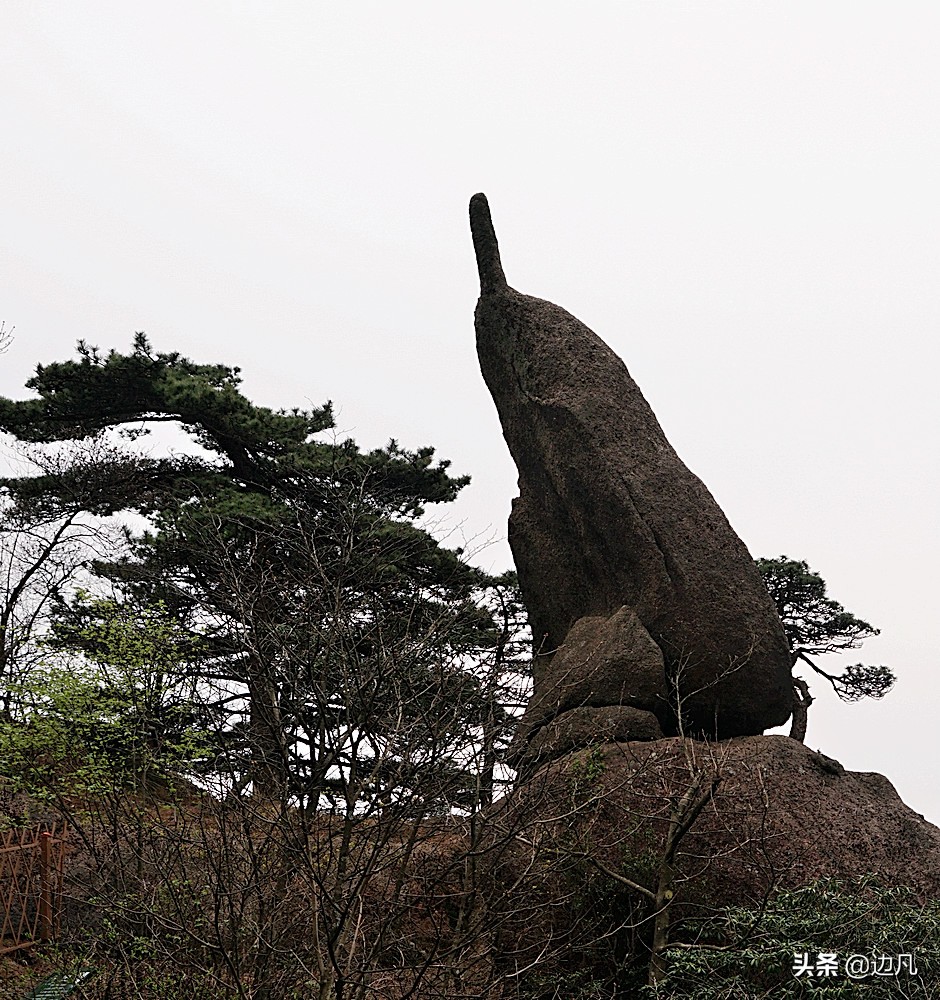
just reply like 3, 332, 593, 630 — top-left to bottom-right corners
0, 485, 794, 996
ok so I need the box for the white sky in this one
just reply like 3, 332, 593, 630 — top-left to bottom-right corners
2, 3, 938, 823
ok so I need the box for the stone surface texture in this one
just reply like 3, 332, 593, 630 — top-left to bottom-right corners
524, 705, 664, 761
487, 737, 940, 974
509, 606, 667, 759
470, 193, 793, 753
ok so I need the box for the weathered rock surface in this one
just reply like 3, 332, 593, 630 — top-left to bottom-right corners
513, 736, 940, 901
318, 737, 940, 994
470, 193, 793, 751
524, 705, 664, 762
509, 606, 667, 767
485, 736, 940, 980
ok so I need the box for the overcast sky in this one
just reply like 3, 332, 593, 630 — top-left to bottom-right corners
2, 3, 938, 822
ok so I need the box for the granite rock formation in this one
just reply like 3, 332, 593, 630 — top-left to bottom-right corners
487, 737, 940, 980
470, 193, 793, 766
573, 736, 940, 900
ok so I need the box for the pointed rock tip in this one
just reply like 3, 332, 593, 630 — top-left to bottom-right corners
469, 193, 507, 293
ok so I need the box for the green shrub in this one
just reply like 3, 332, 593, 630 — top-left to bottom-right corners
649, 876, 940, 998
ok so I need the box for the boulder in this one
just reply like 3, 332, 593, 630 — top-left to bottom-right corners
483, 736, 940, 985
523, 705, 664, 764
496, 736, 940, 901
509, 606, 667, 772
470, 193, 793, 749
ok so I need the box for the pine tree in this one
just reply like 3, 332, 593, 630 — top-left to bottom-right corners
757, 556, 894, 741
0, 335, 522, 807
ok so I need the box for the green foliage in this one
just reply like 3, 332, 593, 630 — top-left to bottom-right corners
0, 333, 465, 519
0, 336, 526, 810
0, 331, 328, 446
569, 746, 607, 789
756, 557, 877, 656
0, 597, 209, 798
568, 745, 608, 799
756, 556, 895, 703
650, 877, 940, 998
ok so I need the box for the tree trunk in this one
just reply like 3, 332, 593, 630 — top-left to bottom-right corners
789, 676, 813, 743
647, 768, 721, 986
247, 663, 288, 801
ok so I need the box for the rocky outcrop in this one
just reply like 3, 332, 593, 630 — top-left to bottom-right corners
509, 606, 667, 765
470, 193, 793, 764
495, 736, 940, 902
483, 736, 940, 985
306, 737, 940, 995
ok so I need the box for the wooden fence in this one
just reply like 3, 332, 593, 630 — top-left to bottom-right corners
0, 821, 67, 954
